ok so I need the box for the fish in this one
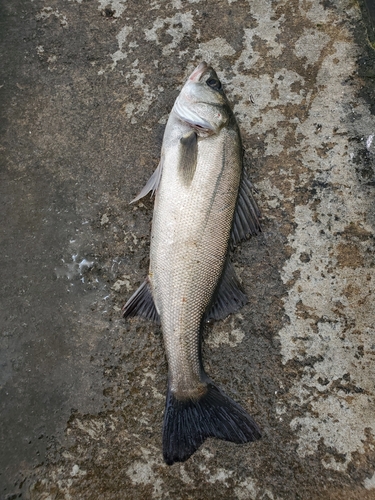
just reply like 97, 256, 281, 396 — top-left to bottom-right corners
122, 61, 262, 465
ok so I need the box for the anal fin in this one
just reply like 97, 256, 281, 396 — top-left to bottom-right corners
122, 278, 160, 324
205, 260, 247, 322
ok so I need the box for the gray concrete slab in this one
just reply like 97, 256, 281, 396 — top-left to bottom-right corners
1, 0, 374, 498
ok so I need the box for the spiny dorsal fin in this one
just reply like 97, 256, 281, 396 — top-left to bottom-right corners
178, 131, 198, 185
231, 172, 261, 245
205, 260, 247, 322
122, 278, 160, 324
131, 158, 164, 203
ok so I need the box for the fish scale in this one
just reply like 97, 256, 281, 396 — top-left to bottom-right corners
151, 131, 241, 395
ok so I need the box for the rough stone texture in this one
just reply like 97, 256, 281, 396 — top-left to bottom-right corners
1, 0, 374, 498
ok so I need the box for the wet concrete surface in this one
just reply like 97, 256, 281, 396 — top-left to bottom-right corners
1, 0, 375, 498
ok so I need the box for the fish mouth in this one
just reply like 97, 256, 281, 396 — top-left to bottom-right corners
188, 61, 209, 82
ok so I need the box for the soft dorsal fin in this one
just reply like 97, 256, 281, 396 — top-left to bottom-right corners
122, 278, 160, 324
231, 173, 261, 245
205, 260, 247, 322
178, 131, 198, 185
131, 158, 164, 203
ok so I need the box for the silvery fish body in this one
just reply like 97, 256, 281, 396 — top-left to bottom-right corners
123, 62, 262, 465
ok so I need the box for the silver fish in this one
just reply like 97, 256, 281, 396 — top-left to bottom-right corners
123, 62, 262, 465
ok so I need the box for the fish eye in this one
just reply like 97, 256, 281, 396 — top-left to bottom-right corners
206, 78, 222, 91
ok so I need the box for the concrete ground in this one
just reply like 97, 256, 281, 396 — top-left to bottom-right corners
1, 0, 374, 498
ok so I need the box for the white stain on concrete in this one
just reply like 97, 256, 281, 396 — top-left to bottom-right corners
78, 258, 94, 273
250, 1, 284, 58
207, 327, 245, 348
126, 447, 165, 498
294, 29, 330, 67
207, 317, 246, 348
72, 417, 106, 440
195, 37, 235, 61
366, 134, 374, 151
272, 69, 306, 105
256, 178, 285, 208
36, 6, 68, 27
144, 12, 194, 56
179, 466, 193, 484
206, 467, 233, 485
70, 464, 86, 477
56, 254, 94, 280
111, 276, 132, 292
103, 22, 158, 115
235, 478, 258, 500
110, 25, 133, 69
123, 59, 157, 120
235, 478, 280, 500
364, 472, 375, 490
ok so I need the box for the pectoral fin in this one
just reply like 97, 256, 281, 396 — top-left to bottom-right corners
205, 260, 247, 322
231, 173, 261, 245
178, 131, 198, 185
131, 158, 164, 203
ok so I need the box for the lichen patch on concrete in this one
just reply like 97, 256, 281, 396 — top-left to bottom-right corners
206, 316, 246, 348
126, 447, 165, 498
110, 25, 133, 69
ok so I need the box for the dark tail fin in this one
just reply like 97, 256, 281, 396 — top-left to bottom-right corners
162, 381, 261, 465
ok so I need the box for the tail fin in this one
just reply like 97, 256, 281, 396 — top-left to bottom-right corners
162, 381, 261, 465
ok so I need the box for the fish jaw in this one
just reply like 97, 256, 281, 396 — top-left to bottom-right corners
188, 61, 208, 82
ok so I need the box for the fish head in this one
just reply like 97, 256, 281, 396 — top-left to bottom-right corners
173, 62, 232, 135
